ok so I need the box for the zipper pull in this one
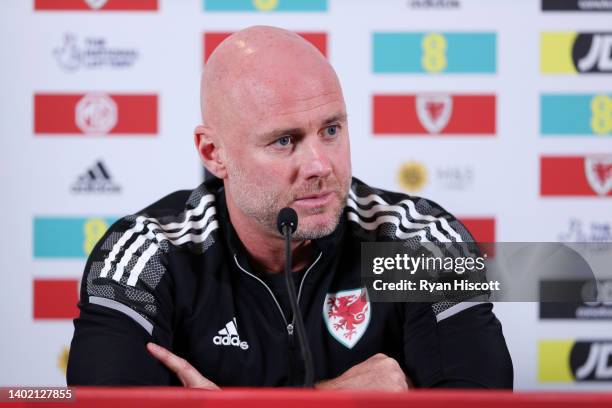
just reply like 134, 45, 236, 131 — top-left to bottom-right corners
287, 323, 294, 337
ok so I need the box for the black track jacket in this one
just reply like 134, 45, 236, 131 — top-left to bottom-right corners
67, 177, 513, 388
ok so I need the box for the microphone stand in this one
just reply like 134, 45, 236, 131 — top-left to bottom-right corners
281, 223, 315, 388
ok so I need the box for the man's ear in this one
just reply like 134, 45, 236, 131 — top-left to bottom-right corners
194, 125, 227, 179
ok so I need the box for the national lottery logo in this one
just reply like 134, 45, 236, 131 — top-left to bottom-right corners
53, 33, 139, 72
541, 94, 612, 136
558, 218, 612, 245
541, 32, 612, 74
373, 32, 496, 74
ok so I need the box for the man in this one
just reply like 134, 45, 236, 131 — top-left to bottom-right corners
67, 26, 513, 389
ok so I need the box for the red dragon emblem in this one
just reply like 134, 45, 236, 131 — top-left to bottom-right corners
585, 156, 612, 196
324, 288, 371, 348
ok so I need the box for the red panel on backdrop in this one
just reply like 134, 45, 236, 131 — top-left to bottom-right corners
540, 156, 612, 197
459, 217, 495, 242
459, 217, 496, 257
34, 93, 158, 135
204, 32, 327, 64
34, 0, 158, 11
373, 94, 496, 135
33, 279, 79, 319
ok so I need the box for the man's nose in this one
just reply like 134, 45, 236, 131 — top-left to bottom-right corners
299, 139, 332, 180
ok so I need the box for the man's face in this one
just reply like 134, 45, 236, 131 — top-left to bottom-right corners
222, 76, 352, 240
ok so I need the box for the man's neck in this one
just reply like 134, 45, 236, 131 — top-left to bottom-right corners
225, 191, 315, 274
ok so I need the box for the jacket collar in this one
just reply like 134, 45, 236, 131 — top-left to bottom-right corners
205, 178, 345, 272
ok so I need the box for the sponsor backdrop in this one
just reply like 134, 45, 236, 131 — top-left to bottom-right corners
0, 0, 611, 390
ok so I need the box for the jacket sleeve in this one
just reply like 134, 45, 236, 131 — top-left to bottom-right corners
401, 201, 513, 388
66, 216, 177, 385
402, 301, 513, 389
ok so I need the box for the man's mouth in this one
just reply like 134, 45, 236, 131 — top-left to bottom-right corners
293, 191, 334, 208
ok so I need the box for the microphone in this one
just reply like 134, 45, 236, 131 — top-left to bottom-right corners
277, 207, 298, 235
276, 207, 314, 388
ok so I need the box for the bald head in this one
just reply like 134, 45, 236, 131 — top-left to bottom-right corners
201, 26, 344, 138
195, 26, 351, 243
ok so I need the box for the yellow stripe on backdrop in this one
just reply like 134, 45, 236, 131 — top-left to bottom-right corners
538, 340, 575, 382
541, 32, 578, 74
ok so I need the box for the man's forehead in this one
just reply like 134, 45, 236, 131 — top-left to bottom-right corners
228, 71, 342, 119
250, 92, 346, 132
202, 26, 345, 133
256, 108, 348, 137
270, 91, 344, 117
236, 65, 341, 102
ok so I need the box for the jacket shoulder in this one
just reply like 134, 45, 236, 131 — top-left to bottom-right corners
346, 177, 476, 243
79, 181, 222, 332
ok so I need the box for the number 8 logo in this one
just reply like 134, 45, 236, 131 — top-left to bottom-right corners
253, 0, 279, 11
83, 218, 108, 256
421, 33, 447, 73
590, 94, 612, 135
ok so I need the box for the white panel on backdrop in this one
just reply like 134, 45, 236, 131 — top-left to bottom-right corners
1, 0, 611, 389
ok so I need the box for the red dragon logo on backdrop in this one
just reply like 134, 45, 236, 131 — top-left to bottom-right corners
323, 288, 371, 349
416, 93, 453, 134
584, 156, 612, 196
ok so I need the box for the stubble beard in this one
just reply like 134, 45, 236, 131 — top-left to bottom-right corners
225, 160, 351, 240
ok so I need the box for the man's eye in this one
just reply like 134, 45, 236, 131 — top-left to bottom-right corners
274, 136, 292, 147
324, 125, 339, 137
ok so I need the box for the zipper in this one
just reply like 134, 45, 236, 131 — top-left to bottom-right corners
233, 252, 322, 333
295, 252, 322, 313
233, 253, 290, 327
233, 251, 322, 386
